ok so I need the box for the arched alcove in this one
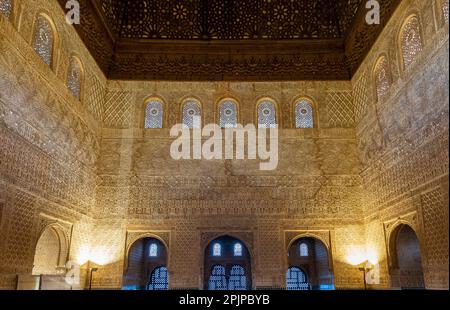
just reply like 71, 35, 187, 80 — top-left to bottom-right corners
32, 225, 68, 275
389, 224, 425, 289
204, 235, 252, 290
122, 237, 169, 290
287, 237, 334, 290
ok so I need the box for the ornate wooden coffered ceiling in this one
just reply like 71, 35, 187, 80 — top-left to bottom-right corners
60, 0, 401, 81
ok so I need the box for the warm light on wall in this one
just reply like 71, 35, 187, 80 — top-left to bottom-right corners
346, 245, 379, 266
76, 245, 91, 265
89, 246, 113, 265
75, 245, 113, 266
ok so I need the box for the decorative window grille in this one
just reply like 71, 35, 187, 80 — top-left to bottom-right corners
145, 100, 164, 128
234, 243, 243, 257
219, 100, 238, 128
295, 100, 314, 128
228, 266, 247, 290
286, 267, 310, 290
0, 0, 12, 18
258, 100, 277, 128
374, 56, 391, 101
149, 243, 158, 257
208, 265, 227, 290
212, 243, 221, 256
32, 15, 55, 67
67, 57, 82, 100
400, 16, 423, 69
299, 243, 309, 257
182, 100, 201, 129
443, 0, 449, 23
147, 266, 168, 290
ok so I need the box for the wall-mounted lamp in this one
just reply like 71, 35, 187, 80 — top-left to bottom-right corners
358, 260, 374, 290
87, 261, 99, 290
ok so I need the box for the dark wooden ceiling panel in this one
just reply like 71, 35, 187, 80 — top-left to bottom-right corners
60, 0, 402, 81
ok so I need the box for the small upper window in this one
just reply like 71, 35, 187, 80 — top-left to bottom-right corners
182, 100, 202, 129
67, 56, 83, 100
374, 56, 391, 101
443, 0, 449, 24
32, 15, 55, 67
295, 99, 314, 128
234, 243, 243, 257
213, 243, 221, 256
257, 100, 277, 128
219, 100, 238, 128
145, 100, 164, 129
0, 0, 12, 18
299, 243, 309, 257
149, 243, 158, 257
400, 15, 423, 69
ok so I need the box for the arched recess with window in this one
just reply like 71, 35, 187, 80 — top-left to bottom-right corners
388, 224, 425, 289
181, 98, 202, 129
293, 97, 316, 129
31, 12, 59, 70
122, 237, 169, 290
218, 98, 239, 128
32, 224, 68, 275
66, 55, 84, 101
256, 98, 279, 128
373, 55, 392, 102
204, 235, 252, 290
143, 97, 165, 129
287, 237, 334, 290
398, 14, 423, 71
0, 0, 13, 20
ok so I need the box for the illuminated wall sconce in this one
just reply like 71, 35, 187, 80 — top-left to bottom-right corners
87, 261, 99, 290
357, 260, 374, 290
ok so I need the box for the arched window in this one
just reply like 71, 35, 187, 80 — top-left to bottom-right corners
234, 243, 243, 257
182, 100, 202, 129
257, 100, 277, 128
145, 100, 164, 129
228, 266, 247, 290
219, 100, 238, 128
147, 266, 168, 290
208, 265, 227, 290
32, 14, 55, 67
374, 56, 391, 101
443, 0, 449, 23
67, 56, 83, 100
149, 243, 158, 257
286, 267, 310, 290
288, 237, 334, 290
299, 243, 309, 257
295, 99, 314, 128
204, 236, 252, 290
400, 15, 423, 69
0, 0, 12, 18
213, 243, 221, 256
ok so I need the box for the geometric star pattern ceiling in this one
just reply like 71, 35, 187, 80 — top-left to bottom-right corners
59, 0, 402, 81
101, 0, 362, 40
